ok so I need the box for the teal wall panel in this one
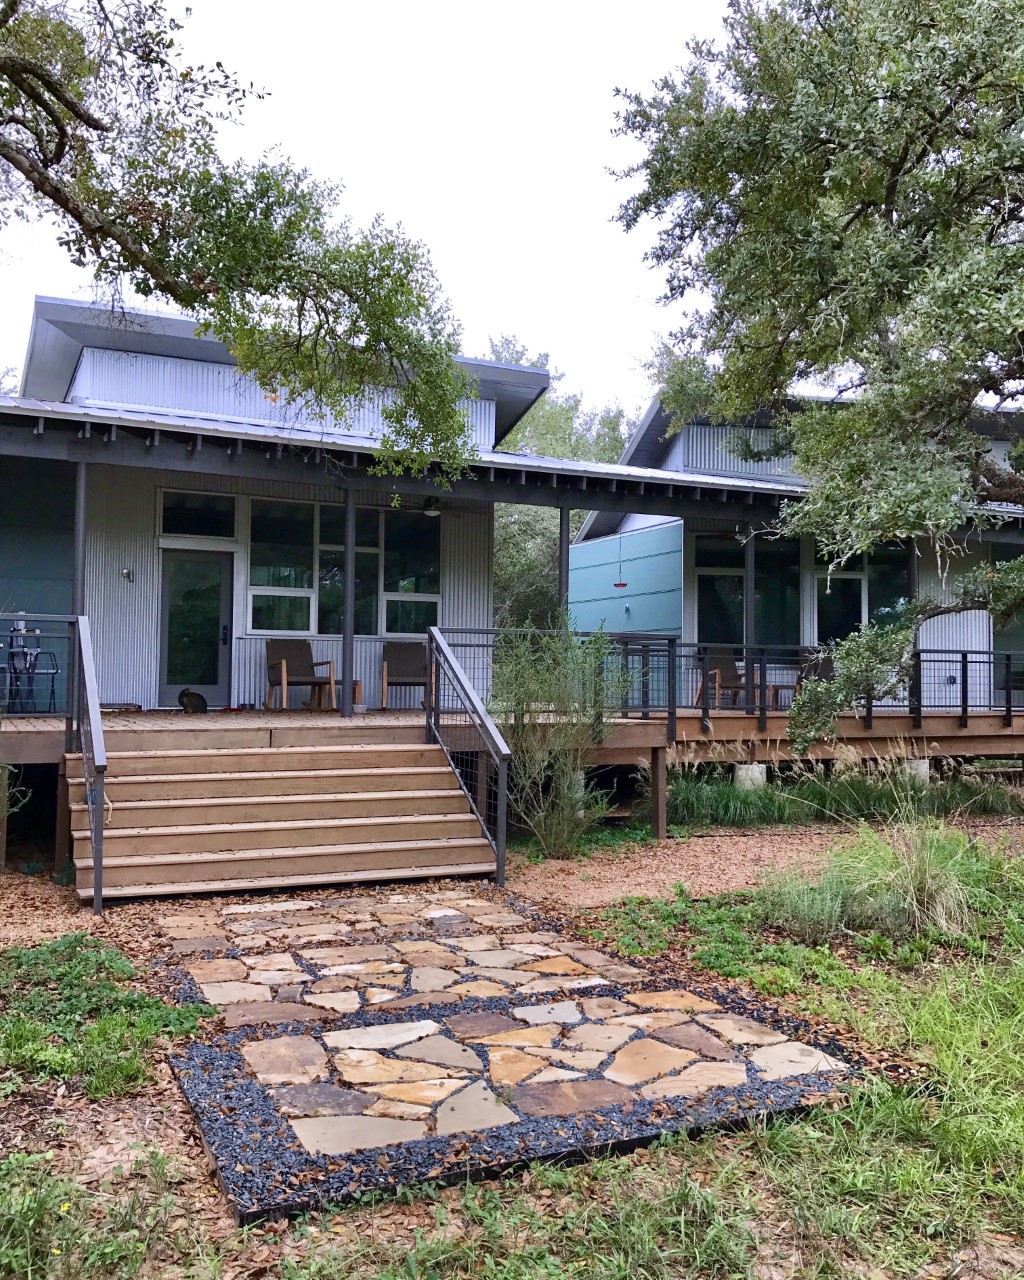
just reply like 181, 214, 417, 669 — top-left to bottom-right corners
0, 457, 75, 616
569, 522, 682, 634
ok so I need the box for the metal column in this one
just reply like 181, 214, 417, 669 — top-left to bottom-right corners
341, 490, 355, 717
558, 505, 570, 612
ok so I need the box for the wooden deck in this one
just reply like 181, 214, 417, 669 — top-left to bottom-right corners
4, 706, 1023, 770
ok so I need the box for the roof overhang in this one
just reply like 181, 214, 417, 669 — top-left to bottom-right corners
20, 296, 549, 441
0, 395, 797, 524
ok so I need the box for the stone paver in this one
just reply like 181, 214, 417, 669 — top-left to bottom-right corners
435, 1081, 519, 1135
167, 887, 859, 1217
603, 1038, 700, 1086
241, 1035, 329, 1086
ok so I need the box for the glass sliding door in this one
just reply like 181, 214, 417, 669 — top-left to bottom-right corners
815, 575, 865, 645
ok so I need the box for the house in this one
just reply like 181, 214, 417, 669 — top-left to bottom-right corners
0, 297, 739, 903
570, 397, 1024, 716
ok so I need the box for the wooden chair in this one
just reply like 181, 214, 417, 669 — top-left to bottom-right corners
381, 641, 429, 710
693, 647, 746, 708
265, 639, 336, 710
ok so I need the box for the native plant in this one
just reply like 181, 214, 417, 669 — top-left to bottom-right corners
492, 625, 627, 858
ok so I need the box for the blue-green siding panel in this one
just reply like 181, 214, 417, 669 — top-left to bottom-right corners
0, 458, 75, 615
569, 522, 682, 635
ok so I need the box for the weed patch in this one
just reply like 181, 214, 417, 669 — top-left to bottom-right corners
0, 934, 211, 1099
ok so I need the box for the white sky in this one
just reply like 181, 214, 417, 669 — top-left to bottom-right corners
0, 0, 731, 417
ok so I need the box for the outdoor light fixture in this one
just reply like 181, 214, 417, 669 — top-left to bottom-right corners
423, 498, 441, 518
121, 567, 134, 582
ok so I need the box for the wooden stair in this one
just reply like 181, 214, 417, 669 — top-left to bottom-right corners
66, 742, 494, 899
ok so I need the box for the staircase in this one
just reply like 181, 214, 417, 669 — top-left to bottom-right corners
66, 740, 495, 900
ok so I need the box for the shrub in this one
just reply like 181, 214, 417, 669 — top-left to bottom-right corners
493, 625, 627, 858
664, 762, 1024, 829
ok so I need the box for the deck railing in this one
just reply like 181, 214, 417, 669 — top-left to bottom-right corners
440, 628, 678, 742
675, 644, 1024, 733
1, 613, 106, 914
426, 627, 511, 885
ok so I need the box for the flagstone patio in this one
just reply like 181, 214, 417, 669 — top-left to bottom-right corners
164, 888, 858, 1222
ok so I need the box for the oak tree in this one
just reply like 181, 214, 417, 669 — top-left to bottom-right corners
0, 0, 471, 477
617, 0, 1024, 743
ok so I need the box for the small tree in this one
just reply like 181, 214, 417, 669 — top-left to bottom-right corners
491, 625, 625, 858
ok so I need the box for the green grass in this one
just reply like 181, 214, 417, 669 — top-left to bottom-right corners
0, 934, 212, 1099
665, 769, 1024, 829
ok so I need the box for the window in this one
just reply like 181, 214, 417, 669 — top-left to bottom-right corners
245, 501, 441, 635
318, 549, 379, 635
162, 491, 235, 538
382, 511, 441, 634
250, 501, 314, 588
813, 543, 911, 643
754, 538, 800, 647
695, 535, 745, 645
248, 500, 315, 632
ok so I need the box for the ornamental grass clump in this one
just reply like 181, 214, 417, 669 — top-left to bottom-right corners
757, 822, 1013, 945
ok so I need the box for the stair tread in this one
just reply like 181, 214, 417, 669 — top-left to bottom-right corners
68, 742, 440, 762
76, 863, 496, 900
75, 835, 493, 869
72, 812, 480, 841
74, 766, 452, 786
69, 788, 462, 813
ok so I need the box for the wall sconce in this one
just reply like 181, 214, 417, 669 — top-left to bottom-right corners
121, 567, 134, 583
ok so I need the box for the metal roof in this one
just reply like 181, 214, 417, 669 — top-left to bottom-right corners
20, 296, 549, 443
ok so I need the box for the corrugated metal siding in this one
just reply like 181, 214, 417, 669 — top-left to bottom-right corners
569, 523, 683, 635
71, 348, 496, 449
83, 464, 492, 708
676, 424, 796, 478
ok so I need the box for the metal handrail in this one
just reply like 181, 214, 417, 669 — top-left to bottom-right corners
75, 617, 107, 916
426, 626, 511, 885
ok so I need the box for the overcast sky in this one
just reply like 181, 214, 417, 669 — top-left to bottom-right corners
0, 1, 731, 418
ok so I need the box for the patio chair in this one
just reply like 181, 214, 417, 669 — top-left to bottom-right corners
693, 646, 746, 708
265, 639, 336, 710
381, 641, 429, 710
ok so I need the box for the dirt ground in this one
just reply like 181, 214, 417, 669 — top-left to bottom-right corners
507, 818, 1024, 910
507, 826, 848, 909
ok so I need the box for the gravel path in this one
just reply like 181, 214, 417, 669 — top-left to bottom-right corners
508, 827, 856, 910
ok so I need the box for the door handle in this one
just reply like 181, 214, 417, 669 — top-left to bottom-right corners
221, 625, 229, 646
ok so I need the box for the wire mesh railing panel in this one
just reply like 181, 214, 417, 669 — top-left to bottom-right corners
0, 617, 73, 717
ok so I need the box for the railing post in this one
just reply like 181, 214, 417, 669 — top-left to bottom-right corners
911, 650, 923, 729
667, 637, 677, 745
700, 647, 711, 735
92, 771, 104, 917
1005, 652, 1014, 728
424, 631, 434, 744
496, 756, 508, 887
758, 648, 768, 732
640, 642, 651, 721
960, 651, 970, 728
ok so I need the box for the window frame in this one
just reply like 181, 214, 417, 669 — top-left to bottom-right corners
243, 502, 443, 637
158, 487, 238, 542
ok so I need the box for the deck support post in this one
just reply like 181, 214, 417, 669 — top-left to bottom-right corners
558, 506, 570, 612
340, 491, 356, 718
650, 745, 668, 839
54, 760, 70, 876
